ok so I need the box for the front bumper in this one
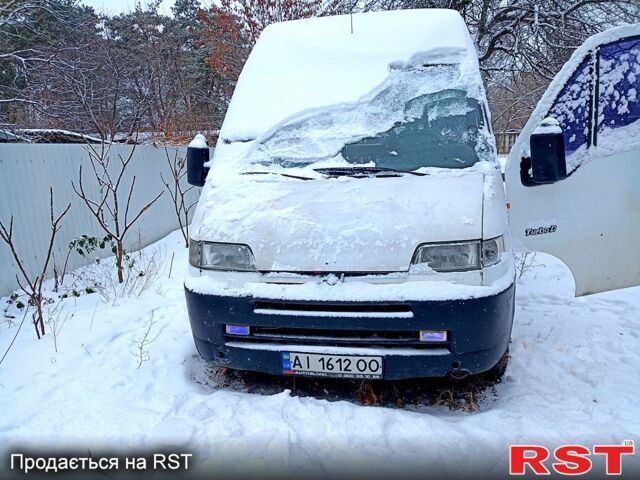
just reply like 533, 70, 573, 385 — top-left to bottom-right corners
184, 281, 515, 380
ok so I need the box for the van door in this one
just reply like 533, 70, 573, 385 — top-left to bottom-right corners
505, 31, 640, 296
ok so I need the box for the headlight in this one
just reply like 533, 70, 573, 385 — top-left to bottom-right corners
411, 236, 504, 272
481, 236, 504, 267
189, 240, 256, 271
411, 241, 480, 272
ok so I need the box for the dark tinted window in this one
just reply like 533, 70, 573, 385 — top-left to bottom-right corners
548, 55, 594, 157
598, 37, 640, 135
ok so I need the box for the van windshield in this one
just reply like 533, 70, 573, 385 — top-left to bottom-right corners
341, 90, 484, 170
249, 65, 491, 171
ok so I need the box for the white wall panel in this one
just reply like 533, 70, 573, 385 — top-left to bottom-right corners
0, 144, 202, 296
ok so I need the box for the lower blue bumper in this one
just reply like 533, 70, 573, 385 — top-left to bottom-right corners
184, 282, 515, 380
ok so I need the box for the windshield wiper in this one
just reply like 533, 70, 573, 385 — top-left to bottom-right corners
242, 171, 315, 181
314, 166, 428, 177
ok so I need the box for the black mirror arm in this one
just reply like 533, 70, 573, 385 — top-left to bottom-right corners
520, 157, 537, 187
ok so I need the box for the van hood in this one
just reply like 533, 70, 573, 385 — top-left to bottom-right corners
191, 170, 485, 272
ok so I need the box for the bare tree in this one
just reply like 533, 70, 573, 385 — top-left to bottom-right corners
0, 1, 56, 108
72, 141, 164, 283
5, 0, 638, 137
2, 1, 215, 138
0, 0, 96, 126
0, 188, 70, 339
160, 148, 197, 248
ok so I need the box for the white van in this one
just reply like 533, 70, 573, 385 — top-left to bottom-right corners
184, 10, 640, 380
505, 24, 640, 296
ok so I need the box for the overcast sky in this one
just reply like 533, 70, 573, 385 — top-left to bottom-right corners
81, 0, 178, 16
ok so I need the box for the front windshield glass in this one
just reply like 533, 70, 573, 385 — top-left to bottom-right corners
341, 90, 484, 170
248, 64, 492, 171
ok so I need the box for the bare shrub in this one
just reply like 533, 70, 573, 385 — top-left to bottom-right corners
45, 301, 73, 354
0, 308, 29, 367
0, 188, 70, 339
56, 234, 117, 290
131, 310, 161, 369
514, 251, 543, 279
67, 245, 167, 305
72, 141, 163, 284
160, 149, 197, 248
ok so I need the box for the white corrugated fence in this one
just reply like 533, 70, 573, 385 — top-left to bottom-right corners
0, 143, 202, 296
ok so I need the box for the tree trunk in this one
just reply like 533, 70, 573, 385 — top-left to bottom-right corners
116, 242, 125, 284
33, 299, 45, 338
33, 315, 41, 339
38, 307, 45, 337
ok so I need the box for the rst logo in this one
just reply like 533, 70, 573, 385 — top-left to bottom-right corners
525, 225, 557, 236
510, 441, 635, 475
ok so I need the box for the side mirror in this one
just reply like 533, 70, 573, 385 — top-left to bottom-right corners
187, 134, 210, 187
528, 117, 567, 184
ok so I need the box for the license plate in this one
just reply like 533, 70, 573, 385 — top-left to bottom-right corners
281, 352, 383, 379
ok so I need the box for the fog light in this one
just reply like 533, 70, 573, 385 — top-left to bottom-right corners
225, 324, 250, 335
419, 330, 447, 342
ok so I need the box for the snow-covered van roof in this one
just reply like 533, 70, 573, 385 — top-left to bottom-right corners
220, 9, 481, 144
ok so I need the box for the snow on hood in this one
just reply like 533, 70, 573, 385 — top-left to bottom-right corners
190, 168, 486, 272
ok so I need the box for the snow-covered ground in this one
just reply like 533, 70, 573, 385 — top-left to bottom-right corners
1, 230, 638, 477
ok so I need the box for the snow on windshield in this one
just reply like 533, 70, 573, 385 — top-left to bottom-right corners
249, 64, 493, 170
209, 9, 492, 176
